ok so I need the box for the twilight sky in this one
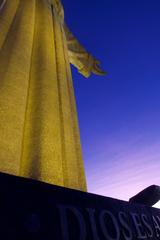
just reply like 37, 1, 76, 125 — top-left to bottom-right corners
62, 0, 160, 208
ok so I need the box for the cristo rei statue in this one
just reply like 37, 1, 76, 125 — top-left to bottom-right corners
0, 0, 104, 192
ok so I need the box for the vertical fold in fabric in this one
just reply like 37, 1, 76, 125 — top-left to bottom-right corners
20, 0, 64, 186
61, 28, 87, 191
53, 12, 86, 190
0, 0, 36, 174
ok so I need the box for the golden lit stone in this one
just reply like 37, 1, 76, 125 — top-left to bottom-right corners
0, 0, 104, 191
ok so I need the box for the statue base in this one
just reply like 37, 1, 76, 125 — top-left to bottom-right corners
0, 172, 159, 239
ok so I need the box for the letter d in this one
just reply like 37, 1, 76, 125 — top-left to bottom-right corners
58, 205, 87, 240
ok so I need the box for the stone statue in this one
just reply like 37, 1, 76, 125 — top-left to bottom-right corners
0, 0, 105, 191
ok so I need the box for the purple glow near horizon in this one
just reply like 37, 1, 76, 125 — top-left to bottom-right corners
84, 130, 160, 208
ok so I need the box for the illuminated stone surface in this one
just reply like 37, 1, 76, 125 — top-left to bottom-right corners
0, 0, 105, 191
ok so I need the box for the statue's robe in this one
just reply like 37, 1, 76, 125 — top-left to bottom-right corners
0, 0, 104, 191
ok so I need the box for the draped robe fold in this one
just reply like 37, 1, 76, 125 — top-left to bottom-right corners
0, 0, 87, 191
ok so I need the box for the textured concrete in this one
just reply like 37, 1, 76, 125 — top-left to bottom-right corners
0, 0, 88, 191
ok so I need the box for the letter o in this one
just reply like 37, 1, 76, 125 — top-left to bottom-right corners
100, 210, 120, 240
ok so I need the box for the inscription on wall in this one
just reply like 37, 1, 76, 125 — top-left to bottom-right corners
0, 173, 160, 239
58, 205, 160, 239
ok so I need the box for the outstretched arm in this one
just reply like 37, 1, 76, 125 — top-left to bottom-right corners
64, 24, 106, 78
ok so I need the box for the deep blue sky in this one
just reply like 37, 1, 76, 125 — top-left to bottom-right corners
62, 0, 160, 207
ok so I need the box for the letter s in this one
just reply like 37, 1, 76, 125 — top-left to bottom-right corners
141, 214, 153, 238
118, 212, 133, 240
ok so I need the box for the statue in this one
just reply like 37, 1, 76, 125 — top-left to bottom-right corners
0, 0, 105, 191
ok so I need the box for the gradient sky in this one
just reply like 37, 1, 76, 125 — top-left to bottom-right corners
62, 0, 160, 208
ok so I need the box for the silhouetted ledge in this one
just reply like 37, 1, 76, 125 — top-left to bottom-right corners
0, 172, 160, 240
129, 185, 160, 207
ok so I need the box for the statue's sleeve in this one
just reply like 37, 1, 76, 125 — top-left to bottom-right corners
64, 24, 105, 78
0, 0, 6, 10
